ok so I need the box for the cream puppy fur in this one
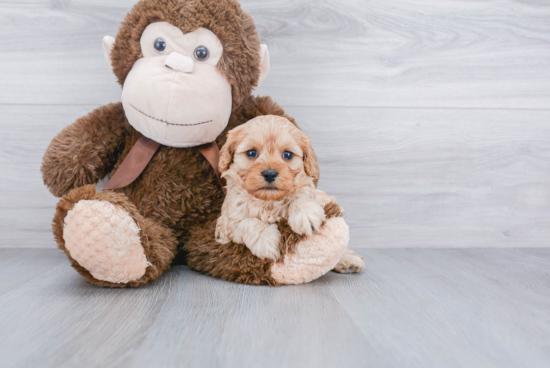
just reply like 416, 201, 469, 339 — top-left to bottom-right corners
215, 115, 364, 273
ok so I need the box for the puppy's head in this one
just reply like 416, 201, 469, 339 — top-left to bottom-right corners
219, 115, 319, 201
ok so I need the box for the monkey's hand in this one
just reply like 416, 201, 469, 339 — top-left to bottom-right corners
41, 103, 127, 197
288, 199, 326, 237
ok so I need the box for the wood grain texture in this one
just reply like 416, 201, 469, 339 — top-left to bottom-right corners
0, 248, 66, 296
323, 247, 550, 368
1, 248, 549, 368
288, 106, 550, 248
124, 268, 373, 368
0, 0, 549, 108
4, 105, 550, 249
0, 252, 180, 368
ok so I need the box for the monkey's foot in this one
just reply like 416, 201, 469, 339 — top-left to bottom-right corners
63, 200, 149, 284
270, 217, 349, 285
53, 185, 177, 287
333, 249, 365, 274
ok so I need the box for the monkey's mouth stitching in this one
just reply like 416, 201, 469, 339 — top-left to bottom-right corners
130, 104, 213, 127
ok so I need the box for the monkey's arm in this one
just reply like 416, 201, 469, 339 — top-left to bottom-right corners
41, 102, 127, 197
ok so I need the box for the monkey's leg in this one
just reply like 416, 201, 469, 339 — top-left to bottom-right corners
184, 203, 348, 286
184, 220, 278, 286
53, 185, 177, 287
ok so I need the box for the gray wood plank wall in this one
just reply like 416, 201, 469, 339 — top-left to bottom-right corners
1, 0, 549, 248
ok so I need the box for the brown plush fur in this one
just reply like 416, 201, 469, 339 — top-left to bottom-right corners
42, 0, 320, 287
185, 220, 278, 286
42, 103, 128, 197
184, 202, 344, 286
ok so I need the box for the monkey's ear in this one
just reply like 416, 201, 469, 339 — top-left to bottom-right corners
257, 44, 270, 87
102, 36, 115, 72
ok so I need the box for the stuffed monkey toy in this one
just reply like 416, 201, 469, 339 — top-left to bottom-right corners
41, 0, 354, 287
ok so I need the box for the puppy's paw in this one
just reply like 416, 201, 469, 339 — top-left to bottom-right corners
288, 201, 326, 236
250, 224, 281, 261
215, 226, 229, 244
333, 251, 365, 274
215, 218, 231, 244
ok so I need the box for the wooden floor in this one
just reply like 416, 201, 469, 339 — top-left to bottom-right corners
1, 248, 549, 368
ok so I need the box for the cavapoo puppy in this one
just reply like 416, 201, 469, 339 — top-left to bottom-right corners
215, 115, 364, 273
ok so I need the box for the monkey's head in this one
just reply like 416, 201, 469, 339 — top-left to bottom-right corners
103, 0, 269, 148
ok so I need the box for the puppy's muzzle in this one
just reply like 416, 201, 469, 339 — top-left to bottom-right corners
262, 169, 278, 183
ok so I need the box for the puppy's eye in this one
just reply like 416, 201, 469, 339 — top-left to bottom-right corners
246, 149, 258, 158
194, 46, 209, 61
283, 151, 293, 160
154, 38, 167, 53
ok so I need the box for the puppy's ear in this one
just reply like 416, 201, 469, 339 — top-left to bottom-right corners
219, 129, 238, 173
300, 133, 320, 184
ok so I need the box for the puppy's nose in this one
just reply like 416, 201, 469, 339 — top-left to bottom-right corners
262, 169, 278, 183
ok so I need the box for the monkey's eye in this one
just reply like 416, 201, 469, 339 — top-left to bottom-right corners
283, 151, 293, 160
246, 149, 257, 158
194, 46, 209, 61
154, 38, 166, 53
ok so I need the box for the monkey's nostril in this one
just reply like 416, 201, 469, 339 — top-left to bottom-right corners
262, 169, 278, 183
